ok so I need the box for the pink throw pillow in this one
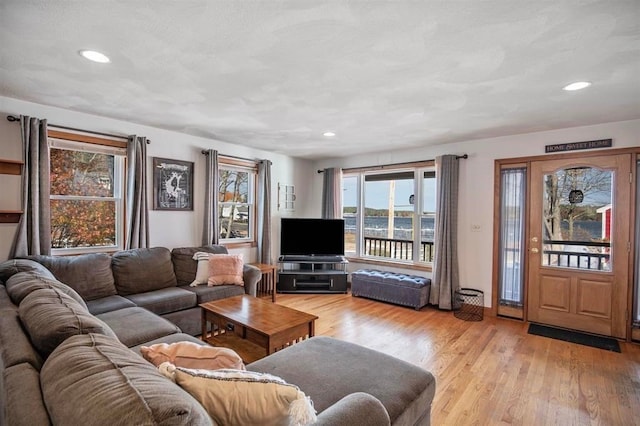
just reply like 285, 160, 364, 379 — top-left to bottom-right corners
208, 254, 244, 286
140, 341, 245, 370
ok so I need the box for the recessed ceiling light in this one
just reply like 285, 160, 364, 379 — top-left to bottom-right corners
79, 50, 110, 63
563, 81, 591, 91
323, 132, 336, 137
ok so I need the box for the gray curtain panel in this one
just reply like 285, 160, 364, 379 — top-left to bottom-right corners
202, 149, 219, 245
321, 167, 342, 219
429, 155, 460, 309
125, 135, 150, 249
10, 116, 51, 257
257, 160, 272, 264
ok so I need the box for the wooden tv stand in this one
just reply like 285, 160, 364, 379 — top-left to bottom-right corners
277, 255, 348, 294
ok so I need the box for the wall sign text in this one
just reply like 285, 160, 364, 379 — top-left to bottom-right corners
545, 139, 612, 153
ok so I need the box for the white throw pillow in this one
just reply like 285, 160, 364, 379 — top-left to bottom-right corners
190, 252, 212, 287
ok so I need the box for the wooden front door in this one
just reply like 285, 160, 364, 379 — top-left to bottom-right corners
527, 154, 632, 339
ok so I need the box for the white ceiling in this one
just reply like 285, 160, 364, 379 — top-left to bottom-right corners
1, 1, 639, 160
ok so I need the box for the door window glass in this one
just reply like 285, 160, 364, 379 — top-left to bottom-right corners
541, 167, 613, 271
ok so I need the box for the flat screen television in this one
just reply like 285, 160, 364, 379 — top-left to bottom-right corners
280, 218, 345, 256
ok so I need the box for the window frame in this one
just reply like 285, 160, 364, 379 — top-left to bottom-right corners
48, 130, 127, 255
342, 160, 436, 270
217, 156, 258, 247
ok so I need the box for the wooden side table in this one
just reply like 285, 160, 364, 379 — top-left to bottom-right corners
249, 263, 277, 302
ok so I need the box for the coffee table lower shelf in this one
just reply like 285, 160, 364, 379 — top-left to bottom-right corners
203, 332, 266, 364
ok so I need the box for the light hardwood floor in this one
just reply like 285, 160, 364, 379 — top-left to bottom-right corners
273, 293, 640, 426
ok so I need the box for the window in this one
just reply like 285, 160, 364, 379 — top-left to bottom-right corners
49, 135, 126, 253
218, 159, 257, 243
496, 166, 526, 318
343, 163, 436, 265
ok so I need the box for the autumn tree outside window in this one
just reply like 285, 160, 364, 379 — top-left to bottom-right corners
49, 137, 126, 254
218, 158, 257, 244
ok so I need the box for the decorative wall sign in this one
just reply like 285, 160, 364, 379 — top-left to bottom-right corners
545, 139, 612, 153
278, 183, 296, 211
153, 157, 194, 210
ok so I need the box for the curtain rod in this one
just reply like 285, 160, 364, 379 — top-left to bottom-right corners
6, 115, 143, 143
316, 154, 468, 173
201, 150, 261, 163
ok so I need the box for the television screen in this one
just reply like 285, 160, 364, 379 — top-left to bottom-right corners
280, 218, 345, 256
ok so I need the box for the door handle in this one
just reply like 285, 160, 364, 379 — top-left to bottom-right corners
531, 248, 539, 253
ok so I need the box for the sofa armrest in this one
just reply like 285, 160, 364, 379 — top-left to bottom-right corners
242, 264, 261, 297
315, 392, 391, 426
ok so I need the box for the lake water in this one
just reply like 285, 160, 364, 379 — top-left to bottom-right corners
345, 216, 603, 241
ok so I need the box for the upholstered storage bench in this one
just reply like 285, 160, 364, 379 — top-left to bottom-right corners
351, 269, 431, 310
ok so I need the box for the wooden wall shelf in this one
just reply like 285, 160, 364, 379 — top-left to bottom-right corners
0, 159, 23, 175
0, 210, 22, 223
1, 159, 24, 223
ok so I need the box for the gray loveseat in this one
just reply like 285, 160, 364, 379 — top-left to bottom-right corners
0, 251, 436, 425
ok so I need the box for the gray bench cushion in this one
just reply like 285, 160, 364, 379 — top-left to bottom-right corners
97, 307, 181, 347
248, 336, 436, 426
352, 269, 431, 310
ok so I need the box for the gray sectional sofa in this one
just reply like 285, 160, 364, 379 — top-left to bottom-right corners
0, 246, 436, 425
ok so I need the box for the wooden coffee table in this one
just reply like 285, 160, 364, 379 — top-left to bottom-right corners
200, 295, 318, 363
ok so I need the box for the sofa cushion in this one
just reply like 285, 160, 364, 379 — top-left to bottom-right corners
97, 307, 181, 347
0, 310, 43, 370
3, 363, 52, 426
171, 245, 229, 286
247, 336, 436, 425
315, 392, 391, 426
18, 288, 117, 357
124, 287, 197, 315
112, 247, 177, 295
163, 366, 316, 426
85, 295, 136, 315
141, 341, 245, 370
208, 254, 244, 286
0, 285, 16, 311
0, 258, 56, 282
40, 333, 213, 426
27, 253, 117, 301
6, 271, 87, 309
180, 283, 245, 304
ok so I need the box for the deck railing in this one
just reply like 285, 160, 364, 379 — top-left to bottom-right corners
360, 237, 610, 270
363, 236, 435, 262
542, 239, 610, 270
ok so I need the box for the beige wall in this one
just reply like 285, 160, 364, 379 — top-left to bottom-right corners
0, 96, 314, 262
312, 119, 640, 306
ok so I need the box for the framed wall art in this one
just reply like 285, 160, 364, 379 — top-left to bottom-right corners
153, 157, 194, 210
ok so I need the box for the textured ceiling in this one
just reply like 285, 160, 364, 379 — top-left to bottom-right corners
1, 1, 639, 159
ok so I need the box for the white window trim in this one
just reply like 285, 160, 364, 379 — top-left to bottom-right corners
344, 165, 436, 266
218, 160, 257, 244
